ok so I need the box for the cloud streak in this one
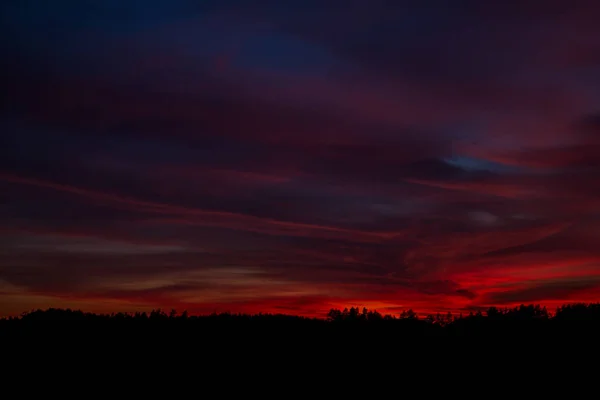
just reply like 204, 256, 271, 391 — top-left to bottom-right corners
3, 1, 600, 316
0, 173, 400, 242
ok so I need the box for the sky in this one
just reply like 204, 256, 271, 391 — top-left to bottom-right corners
2, 1, 600, 317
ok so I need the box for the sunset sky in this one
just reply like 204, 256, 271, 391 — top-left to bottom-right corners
2, 1, 600, 317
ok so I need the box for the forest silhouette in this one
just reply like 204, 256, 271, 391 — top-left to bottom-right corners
4, 303, 599, 382
4, 303, 600, 342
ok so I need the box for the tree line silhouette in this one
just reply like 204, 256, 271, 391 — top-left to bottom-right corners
3, 302, 598, 377
3, 302, 600, 339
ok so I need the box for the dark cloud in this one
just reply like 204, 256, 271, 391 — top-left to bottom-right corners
573, 113, 600, 142
481, 278, 600, 305
3, 1, 600, 316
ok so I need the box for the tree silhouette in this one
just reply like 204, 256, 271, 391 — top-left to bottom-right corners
3, 303, 600, 345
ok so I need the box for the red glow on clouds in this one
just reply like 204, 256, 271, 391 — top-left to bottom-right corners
3, 1, 600, 317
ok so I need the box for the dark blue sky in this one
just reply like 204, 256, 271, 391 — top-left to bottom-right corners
2, 1, 600, 316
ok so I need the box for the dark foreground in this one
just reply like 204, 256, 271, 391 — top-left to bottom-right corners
2, 303, 599, 388
3, 303, 600, 346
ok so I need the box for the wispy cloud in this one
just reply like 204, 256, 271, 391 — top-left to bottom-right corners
3, 1, 600, 315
